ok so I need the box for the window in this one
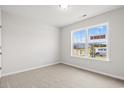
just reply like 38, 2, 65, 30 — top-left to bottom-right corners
71, 23, 109, 61
71, 29, 86, 57
88, 25, 108, 61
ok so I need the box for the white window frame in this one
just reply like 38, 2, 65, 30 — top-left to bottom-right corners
71, 28, 87, 58
71, 23, 110, 61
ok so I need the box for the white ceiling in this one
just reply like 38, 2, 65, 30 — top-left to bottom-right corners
1, 5, 123, 28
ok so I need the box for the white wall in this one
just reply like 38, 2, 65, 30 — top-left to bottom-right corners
61, 7, 124, 80
0, 8, 1, 78
2, 11, 60, 76
0, 8, 1, 26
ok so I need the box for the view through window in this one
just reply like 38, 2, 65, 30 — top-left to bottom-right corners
71, 23, 108, 61
72, 30, 86, 57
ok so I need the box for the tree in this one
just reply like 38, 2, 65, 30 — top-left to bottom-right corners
90, 45, 96, 58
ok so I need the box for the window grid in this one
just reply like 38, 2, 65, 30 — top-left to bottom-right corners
71, 23, 109, 61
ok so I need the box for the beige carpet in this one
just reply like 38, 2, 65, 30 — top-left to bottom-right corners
0, 63, 124, 88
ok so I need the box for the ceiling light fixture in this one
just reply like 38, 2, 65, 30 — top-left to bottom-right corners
82, 14, 87, 18
59, 5, 69, 10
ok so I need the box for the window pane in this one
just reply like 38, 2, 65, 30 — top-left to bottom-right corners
72, 30, 86, 57
88, 25, 107, 60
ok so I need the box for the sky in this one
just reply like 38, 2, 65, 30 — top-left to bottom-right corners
73, 25, 107, 43
73, 29, 86, 43
88, 25, 107, 36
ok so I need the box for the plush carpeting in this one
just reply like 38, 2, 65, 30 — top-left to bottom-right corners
0, 63, 124, 88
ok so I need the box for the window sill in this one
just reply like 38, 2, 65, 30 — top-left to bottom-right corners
71, 55, 110, 62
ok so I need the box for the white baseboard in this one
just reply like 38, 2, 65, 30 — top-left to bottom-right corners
0, 70, 1, 78
62, 62, 124, 80
2, 61, 59, 77
2, 60, 124, 80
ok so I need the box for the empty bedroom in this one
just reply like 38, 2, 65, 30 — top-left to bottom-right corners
0, 3, 124, 88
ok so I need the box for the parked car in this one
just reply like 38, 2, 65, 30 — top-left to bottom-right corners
95, 48, 106, 56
